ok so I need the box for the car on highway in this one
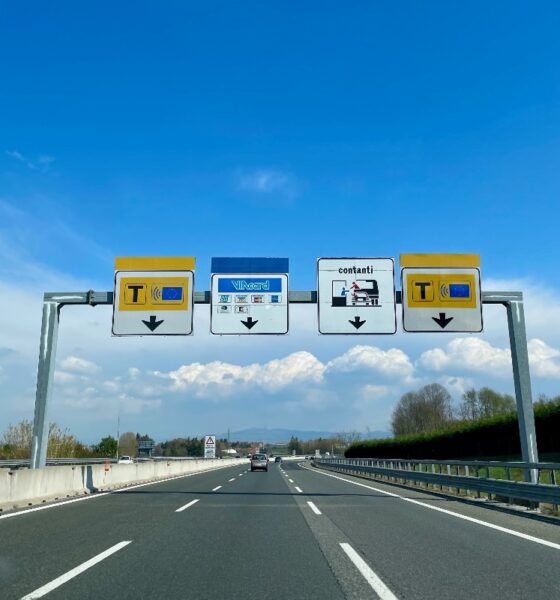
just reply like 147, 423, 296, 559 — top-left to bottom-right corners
274, 456, 282, 463
250, 453, 268, 472
117, 455, 134, 464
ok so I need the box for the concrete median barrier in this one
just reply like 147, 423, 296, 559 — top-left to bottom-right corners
0, 458, 248, 512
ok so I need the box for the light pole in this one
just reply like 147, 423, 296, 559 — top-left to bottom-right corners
116, 407, 121, 459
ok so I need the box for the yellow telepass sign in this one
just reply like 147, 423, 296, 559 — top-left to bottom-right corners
400, 253, 480, 268
400, 253, 482, 333
119, 277, 189, 311
406, 273, 477, 309
112, 256, 195, 336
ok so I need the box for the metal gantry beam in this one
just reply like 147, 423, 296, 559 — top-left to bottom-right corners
31, 290, 539, 479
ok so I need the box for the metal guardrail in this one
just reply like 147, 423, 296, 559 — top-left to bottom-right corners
314, 458, 560, 507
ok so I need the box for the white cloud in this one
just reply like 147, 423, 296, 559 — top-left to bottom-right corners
327, 345, 416, 382
418, 337, 560, 380
6, 150, 25, 162
352, 384, 391, 411
159, 350, 325, 396
128, 367, 140, 380
527, 339, 560, 378
236, 168, 299, 199
117, 393, 162, 415
419, 338, 511, 373
60, 356, 100, 374
54, 371, 78, 383
436, 375, 475, 398
5, 150, 55, 172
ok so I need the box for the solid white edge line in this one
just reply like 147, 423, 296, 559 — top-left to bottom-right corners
301, 465, 560, 552
340, 542, 399, 600
307, 501, 322, 515
20, 540, 132, 599
295, 486, 303, 493
212, 485, 222, 491
1, 463, 243, 521
228, 478, 236, 482
175, 499, 199, 513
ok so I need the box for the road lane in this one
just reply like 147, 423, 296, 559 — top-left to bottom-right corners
289, 461, 560, 600
5, 458, 560, 599
1, 463, 247, 599
32, 460, 346, 600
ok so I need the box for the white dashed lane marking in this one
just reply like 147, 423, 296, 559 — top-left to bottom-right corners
20, 541, 132, 599
176, 499, 199, 513
307, 501, 322, 515
340, 542, 399, 600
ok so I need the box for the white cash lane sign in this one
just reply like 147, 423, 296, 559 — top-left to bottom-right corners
317, 258, 396, 334
204, 435, 216, 459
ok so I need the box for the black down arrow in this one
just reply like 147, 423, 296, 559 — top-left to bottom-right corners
349, 316, 366, 329
432, 313, 453, 329
241, 317, 258, 330
142, 315, 164, 331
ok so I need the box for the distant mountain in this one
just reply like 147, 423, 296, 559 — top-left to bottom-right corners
219, 427, 391, 443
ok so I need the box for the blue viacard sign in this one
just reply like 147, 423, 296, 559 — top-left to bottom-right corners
218, 278, 283, 293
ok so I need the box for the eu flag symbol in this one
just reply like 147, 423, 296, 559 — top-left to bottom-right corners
449, 284, 470, 299
162, 287, 183, 301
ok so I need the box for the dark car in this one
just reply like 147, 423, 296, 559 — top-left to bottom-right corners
250, 453, 268, 472
274, 456, 282, 463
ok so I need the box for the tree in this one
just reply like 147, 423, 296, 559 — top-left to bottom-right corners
457, 387, 516, 421
156, 437, 204, 457
95, 436, 118, 457
0, 420, 90, 459
457, 388, 478, 421
287, 436, 303, 454
478, 387, 515, 418
534, 393, 560, 410
391, 384, 453, 436
119, 432, 138, 457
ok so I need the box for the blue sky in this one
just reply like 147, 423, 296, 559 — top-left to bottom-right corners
1, 3, 559, 443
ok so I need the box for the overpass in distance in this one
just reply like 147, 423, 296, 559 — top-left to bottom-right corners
2, 458, 559, 599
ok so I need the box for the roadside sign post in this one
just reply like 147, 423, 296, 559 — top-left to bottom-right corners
204, 435, 216, 458
210, 257, 289, 335
317, 258, 396, 334
506, 297, 539, 478
112, 257, 195, 336
30, 299, 60, 470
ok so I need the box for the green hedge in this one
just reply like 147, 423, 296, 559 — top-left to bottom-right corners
345, 401, 560, 460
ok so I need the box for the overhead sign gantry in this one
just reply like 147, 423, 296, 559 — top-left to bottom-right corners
30, 252, 539, 481
112, 256, 195, 336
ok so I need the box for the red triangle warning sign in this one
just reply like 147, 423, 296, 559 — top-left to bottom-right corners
205, 436, 215, 444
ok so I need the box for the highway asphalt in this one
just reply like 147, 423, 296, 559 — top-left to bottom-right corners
1, 460, 560, 599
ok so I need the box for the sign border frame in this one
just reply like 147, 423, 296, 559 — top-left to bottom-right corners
316, 256, 397, 335
210, 272, 290, 336
111, 268, 195, 337
400, 266, 483, 333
